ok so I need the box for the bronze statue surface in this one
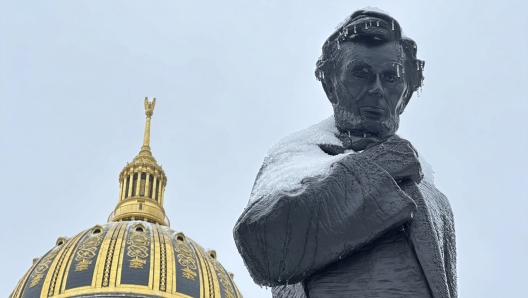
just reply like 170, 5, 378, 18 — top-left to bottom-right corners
233, 9, 457, 298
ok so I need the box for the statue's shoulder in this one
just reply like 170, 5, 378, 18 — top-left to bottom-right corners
266, 116, 341, 157
250, 116, 348, 204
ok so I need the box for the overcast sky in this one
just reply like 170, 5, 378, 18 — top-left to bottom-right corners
1, 0, 527, 297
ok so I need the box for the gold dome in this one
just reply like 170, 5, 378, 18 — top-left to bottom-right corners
10, 221, 243, 298
11, 98, 243, 298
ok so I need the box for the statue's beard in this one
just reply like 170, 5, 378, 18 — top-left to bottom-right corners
333, 104, 400, 140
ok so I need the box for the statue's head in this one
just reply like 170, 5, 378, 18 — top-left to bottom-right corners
316, 9, 424, 141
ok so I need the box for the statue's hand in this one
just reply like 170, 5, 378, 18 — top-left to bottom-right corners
361, 135, 423, 184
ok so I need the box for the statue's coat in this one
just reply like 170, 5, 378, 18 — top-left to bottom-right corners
233, 117, 456, 298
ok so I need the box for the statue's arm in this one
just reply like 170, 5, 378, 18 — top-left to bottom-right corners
233, 152, 417, 287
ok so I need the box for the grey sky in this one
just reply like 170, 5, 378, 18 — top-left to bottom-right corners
1, 0, 527, 297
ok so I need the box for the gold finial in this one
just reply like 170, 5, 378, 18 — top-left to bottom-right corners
144, 97, 156, 117
143, 97, 156, 148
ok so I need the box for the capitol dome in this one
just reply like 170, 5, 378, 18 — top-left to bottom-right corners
10, 98, 243, 298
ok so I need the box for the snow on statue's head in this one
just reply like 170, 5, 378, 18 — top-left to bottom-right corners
316, 9, 424, 142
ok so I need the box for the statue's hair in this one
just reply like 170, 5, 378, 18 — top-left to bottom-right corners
315, 10, 425, 108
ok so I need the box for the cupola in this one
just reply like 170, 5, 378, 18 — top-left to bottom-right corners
108, 97, 169, 226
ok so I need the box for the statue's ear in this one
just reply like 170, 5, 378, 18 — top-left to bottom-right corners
322, 76, 338, 104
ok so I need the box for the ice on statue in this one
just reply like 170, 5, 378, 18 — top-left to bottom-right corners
234, 8, 456, 298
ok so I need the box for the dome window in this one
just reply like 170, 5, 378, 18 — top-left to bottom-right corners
175, 232, 186, 242
155, 180, 160, 201
124, 176, 130, 198
132, 173, 138, 196
139, 173, 147, 196
208, 250, 217, 259
91, 225, 104, 235
133, 223, 146, 233
56, 237, 68, 246
148, 175, 154, 198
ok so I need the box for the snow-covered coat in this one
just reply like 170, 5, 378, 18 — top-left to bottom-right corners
233, 117, 457, 298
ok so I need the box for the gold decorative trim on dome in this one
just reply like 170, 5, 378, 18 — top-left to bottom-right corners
102, 223, 126, 287
209, 251, 236, 298
29, 248, 60, 288
47, 232, 80, 297
174, 233, 198, 281
74, 229, 104, 271
127, 224, 150, 269
153, 225, 169, 292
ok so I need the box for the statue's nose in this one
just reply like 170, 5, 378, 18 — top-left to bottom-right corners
367, 75, 384, 99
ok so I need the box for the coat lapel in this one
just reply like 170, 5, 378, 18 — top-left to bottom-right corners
403, 181, 455, 298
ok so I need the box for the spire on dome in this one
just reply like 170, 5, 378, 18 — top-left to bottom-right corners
133, 97, 158, 164
108, 97, 170, 226
141, 97, 155, 152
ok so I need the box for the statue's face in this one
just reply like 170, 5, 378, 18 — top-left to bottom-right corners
328, 41, 409, 139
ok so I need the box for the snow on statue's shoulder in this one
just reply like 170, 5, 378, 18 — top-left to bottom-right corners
248, 117, 437, 204
417, 151, 435, 184
249, 117, 352, 204
268, 116, 341, 154
361, 6, 390, 15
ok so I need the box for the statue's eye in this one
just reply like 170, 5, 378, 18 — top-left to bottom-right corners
383, 73, 397, 82
351, 69, 369, 79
